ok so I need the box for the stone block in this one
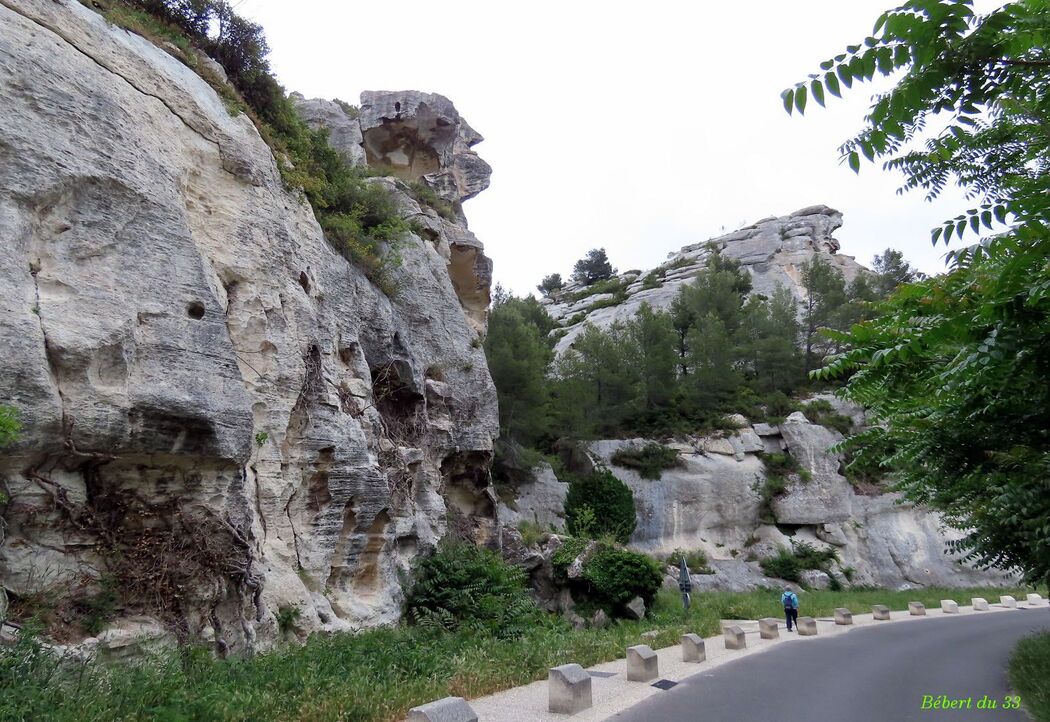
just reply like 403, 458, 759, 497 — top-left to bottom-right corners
797, 616, 818, 636
908, 602, 926, 616
681, 633, 706, 662
626, 645, 658, 682
1000, 595, 1017, 609
407, 697, 478, 722
759, 618, 780, 639
548, 663, 592, 715
723, 624, 746, 650
834, 608, 853, 625
972, 597, 989, 611
872, 604, 891, 620
1027, 594, 1044, 606
941, 600, 959, 614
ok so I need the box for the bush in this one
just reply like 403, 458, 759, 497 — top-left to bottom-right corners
665, 548, 714, 574
1009, 632, 1050, 722
564, 469, 637, 543
759, 541, 839, 585
763, 391, 797, 421
610, 443, 682, 480
537, 273, 564, 296
802, 399, 853, 435
571, 248, 615, 286
404, 541, 541, 638
551, 538, 662, 614
759, 451, 799, 477
0, 404, 20, 447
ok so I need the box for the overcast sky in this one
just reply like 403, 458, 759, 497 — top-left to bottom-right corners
238, 0, 998, 295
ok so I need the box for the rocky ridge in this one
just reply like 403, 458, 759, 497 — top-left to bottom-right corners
501, 396, 1015, 594
543, 205, 867, 355
0, 0, 497, 654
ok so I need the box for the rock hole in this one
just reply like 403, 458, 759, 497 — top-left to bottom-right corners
394, 101, 401, 113
186, 301, 206, 320
298, 271, 311, 294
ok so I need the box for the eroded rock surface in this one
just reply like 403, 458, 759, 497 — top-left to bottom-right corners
544, 206, 867, 355
0, 0, 497, 652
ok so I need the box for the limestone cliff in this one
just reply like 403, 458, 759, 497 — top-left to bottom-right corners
0, 0, 498, 653
502, 403, 1015, 593
543, 205, 866, 355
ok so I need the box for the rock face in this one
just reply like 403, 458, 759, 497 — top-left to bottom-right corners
505, 413, 1015, 591
544, 206, 867, 355
0, 0, 498, 652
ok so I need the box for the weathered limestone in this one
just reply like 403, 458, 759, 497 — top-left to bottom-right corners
681, 633, 706, 662
724, 625, 747, 650
872, 605, 891, 620
407, 697, 478, 722
626, 645, 659, 682
941, 600, 959, 614
548, 664, 592, 715
797, 617, 818, 636
834, 608, 853, 625
0, 0, 499, 651
759, 618, 780, 639
909, 602, 927, 616
1027, 594, 1044, 606
972, 598, 990, 611
1000, 595, 1017, 609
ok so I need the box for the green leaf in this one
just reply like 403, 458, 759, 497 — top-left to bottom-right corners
825, 72, 841, 98
847, 151, 860, 173
782, 88, 795, 114
794, 85, 808, 115
837, 64, 853, 88
811, 79, 826, 107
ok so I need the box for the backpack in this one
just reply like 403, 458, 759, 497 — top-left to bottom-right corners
782, 592, 797, 609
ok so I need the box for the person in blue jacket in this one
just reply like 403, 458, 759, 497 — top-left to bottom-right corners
781, 587, 799, 631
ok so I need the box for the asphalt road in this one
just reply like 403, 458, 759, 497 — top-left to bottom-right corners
609, 610, 1050, 722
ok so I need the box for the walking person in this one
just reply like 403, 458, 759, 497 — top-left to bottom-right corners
781, 587, 799, 632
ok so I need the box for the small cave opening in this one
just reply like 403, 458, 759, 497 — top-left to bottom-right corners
370, 361, 425, 444
186, 301, 206, 320
298, 271, 311, 295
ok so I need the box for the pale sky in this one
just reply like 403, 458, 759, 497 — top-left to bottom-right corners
237, 0, 998, 295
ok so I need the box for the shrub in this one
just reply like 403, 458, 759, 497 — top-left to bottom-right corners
0, 405, 20, 446
759, 452, 799, 477
276, 605, 301, 635
610, 443, 682, 480
1009, 632, 1050, 722
569, 277, 627, 302
537, 273, 564, 296
665, 548, 714, 574
802, 399, 853, 435
641, 272, 660, 290
760, 541, 839, 585
763, 391, 797, 420
404, 540, 540, 638
552, 538, 662, 614
564, 469, 637, 544
516, 521, 547, 547
583, 546, 663, 609
407, 180, 456, 221
571, 248, 615, 286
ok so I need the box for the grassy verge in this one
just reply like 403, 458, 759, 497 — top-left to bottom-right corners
1010, 631, 1050, 722
0, 585, 1040, 722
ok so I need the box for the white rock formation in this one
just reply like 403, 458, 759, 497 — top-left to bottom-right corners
544, 205, 868, 356
0, 0, 498, 652
506, 419, 1015, 590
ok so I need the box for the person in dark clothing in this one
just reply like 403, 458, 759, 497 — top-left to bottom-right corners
781, 587, 799, 631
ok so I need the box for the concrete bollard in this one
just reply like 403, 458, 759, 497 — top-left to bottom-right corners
723, 624, 747, 650
681, 634, 706, 663
909, 602, 926, 616
941, 600, 959, 614
797, 616, 818, 636
759, 618, 780, 639
548, 664, 592, 715
408, 697, 478, 722
872, 604, 891, 620
834, 608, 853, 625
626, 645, 659, 682
972, 597, 990, 611
1000, 595, 1017, 609
1027, 593, 1044, 606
